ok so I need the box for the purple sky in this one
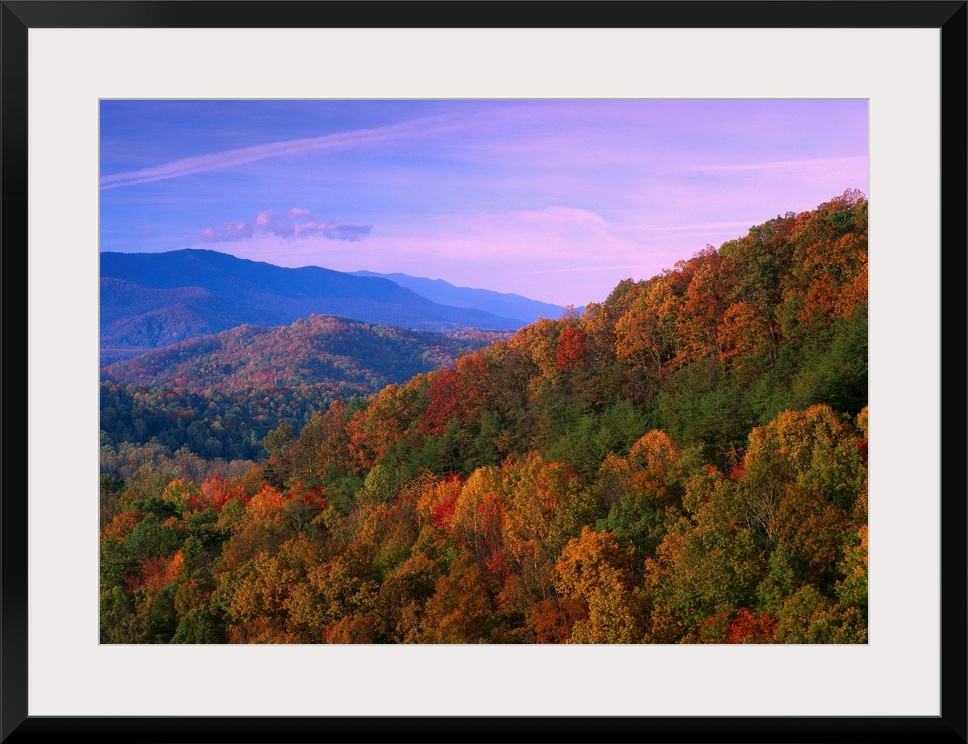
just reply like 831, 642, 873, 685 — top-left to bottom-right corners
100, 100, 868, 306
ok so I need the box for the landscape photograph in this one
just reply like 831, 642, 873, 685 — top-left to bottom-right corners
99, 99, 869, 645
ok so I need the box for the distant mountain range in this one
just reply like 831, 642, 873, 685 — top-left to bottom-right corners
100, 249, 556, 364
352, 271, 571, 325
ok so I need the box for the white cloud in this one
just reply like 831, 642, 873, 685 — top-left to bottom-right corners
199, 209, 371, 243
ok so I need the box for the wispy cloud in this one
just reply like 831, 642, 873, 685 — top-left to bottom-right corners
680, 156, 868, 174
198, 208, 371, 244
100, 115, 456, 190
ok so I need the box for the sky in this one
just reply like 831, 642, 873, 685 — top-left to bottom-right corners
100, 99, 868, 307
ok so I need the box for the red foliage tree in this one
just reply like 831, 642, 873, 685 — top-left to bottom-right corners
555, 326, 588, 371
419, 368, 463, 436
726, 608, 778, 643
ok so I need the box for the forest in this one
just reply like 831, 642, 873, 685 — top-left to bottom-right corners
100, 191, 868, 644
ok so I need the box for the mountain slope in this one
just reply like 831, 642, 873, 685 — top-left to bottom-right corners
100, 249, 525, 363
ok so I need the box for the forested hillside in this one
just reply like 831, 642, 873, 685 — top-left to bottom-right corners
101, 191, 868, 644
100, 318, 507, 466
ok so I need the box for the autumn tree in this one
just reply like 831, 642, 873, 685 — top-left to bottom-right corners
555, 526, 646, 643
420, 550, 496, 643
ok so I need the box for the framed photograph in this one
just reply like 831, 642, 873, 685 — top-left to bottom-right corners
4, 2, 965, 742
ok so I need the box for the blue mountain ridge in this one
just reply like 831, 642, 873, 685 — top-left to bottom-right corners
351, 270, 577, 325
99, 249, 533, 364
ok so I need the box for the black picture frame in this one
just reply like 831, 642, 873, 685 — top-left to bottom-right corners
3, 2, 965, 742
